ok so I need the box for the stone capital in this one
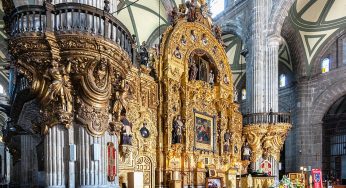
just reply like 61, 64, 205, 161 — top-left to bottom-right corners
267, 35, 282, 47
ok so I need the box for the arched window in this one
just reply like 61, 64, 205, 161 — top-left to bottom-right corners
210, 0, 224, 18
279, 74, 286, 88
322, 58, 330, 73
241, 88, 246, 100
0, 85, 4, 94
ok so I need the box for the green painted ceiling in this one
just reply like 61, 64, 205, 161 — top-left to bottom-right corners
290, 0, 346, 66
117, 0, 169, 46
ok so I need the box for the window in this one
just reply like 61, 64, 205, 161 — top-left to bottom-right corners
241, 88, 246, 100
279, 74, 286, 88
322, 58, 330, 73
210, 0, 224, 18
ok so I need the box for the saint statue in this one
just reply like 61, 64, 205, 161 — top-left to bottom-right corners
242, 141, 251, 161
224, 140, 230, 153
209, 70, 214, 86
44, 59, 72, 113
120, 113, 132, 145
185, 0, 196, 22
112, 79, 129, 121
173, 47, 182, 59
181, 35, 187, 45
214, 25, 224, 46
223, 74, 230, 84
139, 41, 149, 66
172, 115, 184, 144
223, 130, 232, 153
190, 30, 197, 42
189, 61, 198, 80
201, 33, 208, 45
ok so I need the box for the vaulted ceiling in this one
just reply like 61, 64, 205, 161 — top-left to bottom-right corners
285, 0, 346, 75
116, 0, 170, 46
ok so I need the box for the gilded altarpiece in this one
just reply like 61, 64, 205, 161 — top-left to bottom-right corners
118, 66, 158, 188
158, 21, 243, 187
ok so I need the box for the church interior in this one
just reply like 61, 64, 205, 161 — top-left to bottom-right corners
0, 0, 345, 187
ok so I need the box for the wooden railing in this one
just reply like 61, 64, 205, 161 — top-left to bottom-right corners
9, 2, 135, 61
243, 112, 291, 126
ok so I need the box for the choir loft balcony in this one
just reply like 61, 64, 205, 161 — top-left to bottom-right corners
8, 1, 135, 62
5, 1, 135, 134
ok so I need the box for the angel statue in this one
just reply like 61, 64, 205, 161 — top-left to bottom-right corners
44, 59, 72, 113
112, 79, 130, 121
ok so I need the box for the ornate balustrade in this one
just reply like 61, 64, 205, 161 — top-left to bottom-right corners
243, 112, 291, 126
9, 2, 135, 61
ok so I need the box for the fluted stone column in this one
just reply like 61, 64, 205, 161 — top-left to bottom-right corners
265, 36, 281, 112
246, 0, 282, 178
76, 125, 119, 188
247, 0, 268, 113
20, 135, 40, 187
45, 125, 66, 188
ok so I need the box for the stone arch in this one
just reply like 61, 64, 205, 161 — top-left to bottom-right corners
309, 77, 346, 126
268, 0, 296, 36
221, 21, 245, 42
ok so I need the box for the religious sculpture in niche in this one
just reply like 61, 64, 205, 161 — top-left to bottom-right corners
212, 46, 217, 54
242, 141, 251, 161
189, 61, 198, 81
173, 47, 182, 59
209, 70, 214, 86
120, 111, 132, 145
181, 34, 187, 45
190, 30, 197, 42
188, 50, 217, 84
223, 130, 232, 153
201, 33, 208, 45
139, 41, 149, 66
223, 74, 230, 84
44, 59, 72, 114
172, 115, 184, 144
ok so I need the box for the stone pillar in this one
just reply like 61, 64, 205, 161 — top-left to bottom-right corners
265, 36, 281, 112
20, 135, 40, 187
247, 0, 280, 113
45, 125, 66, 188
245, 0, 284, 177
76, 125, 119, 188
246, 0, 267, 113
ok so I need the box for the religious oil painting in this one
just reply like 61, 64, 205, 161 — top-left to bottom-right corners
206, 177, 223, 188
194, 110, 215, 152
